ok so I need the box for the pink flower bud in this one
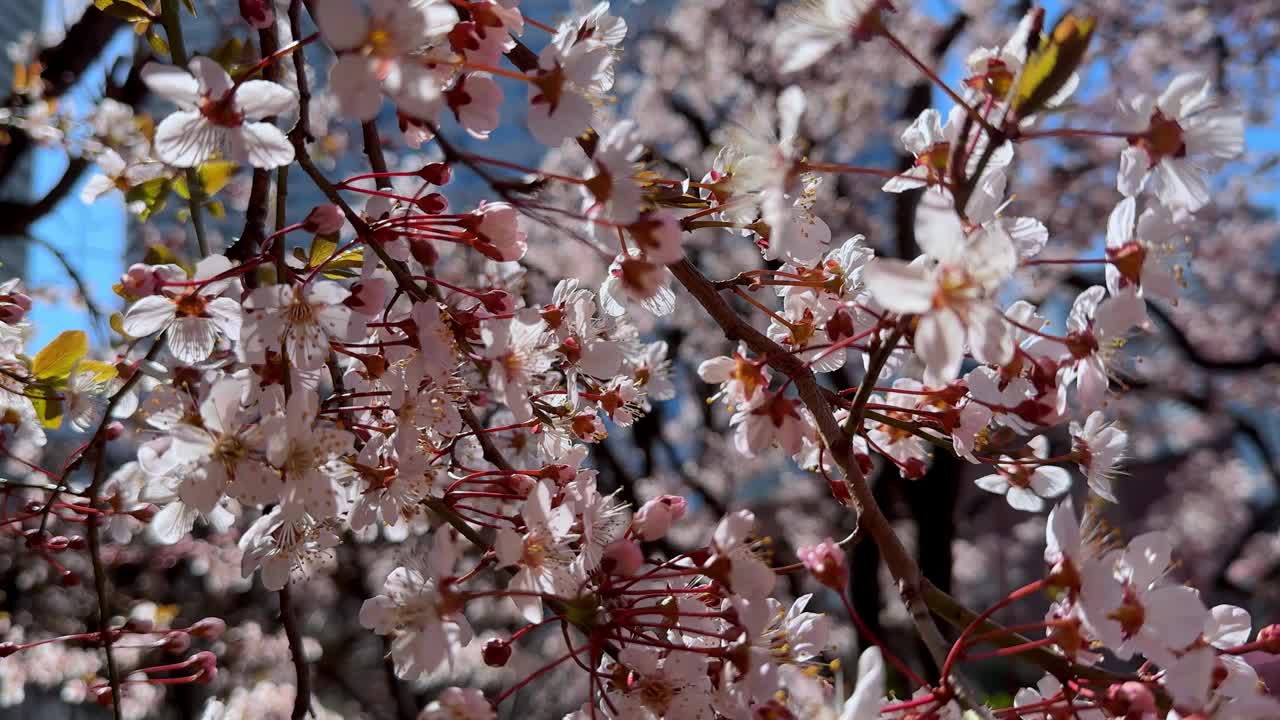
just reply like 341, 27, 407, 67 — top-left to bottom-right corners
0, 292, 30, 323
105, 421, 125, 441
602, 539, 644, 576
1256, 624, 1280, 653
798, 538, 847, 590
477, 288, 516, 315
188, 617, 227, 640
1105, 681, 1156, 719
163, 631, 191, 655
633, 495, 688, 541
303, 204, 345, 234
191, 651, 218, 683
471, 202, 526, 262
121, 264, 160, 296
238, 0, 274, 29
0, 642, 18, 658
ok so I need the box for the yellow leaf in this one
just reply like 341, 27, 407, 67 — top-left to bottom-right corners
1012, 14, 1096, 119
76, 360, 119, 385
174, 160, 238, 200
307, 235, 363, 278
29, 386, 64, 430
32, 330, 88, 382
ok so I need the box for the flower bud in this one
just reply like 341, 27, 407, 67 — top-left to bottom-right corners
45, 535, 70, 552
416, 193, 449, 215
477, 289, 516, 315
191, 651, 218, 683
798, 538, 847, 591
471, 202, 526, 262
1104, 681, 1156, 719
0, 292, 31, 324
60, 570, 80, 587
67, 535, 87, 551
418, 162, 452, 186
482, 638, 511, 667
1257, 624, 1280, 653
602, 539, 644, 576
92, 684, 115, 707
238, 0, 274, 29
633, 495, 688, 541
105, 421, 125, 441
303, 204, 345, 234
0, 642, 18, 657
409, 237, 439, 267
188, 617, 227, 640
163, 631, 191, 655
121, 264, 160, 297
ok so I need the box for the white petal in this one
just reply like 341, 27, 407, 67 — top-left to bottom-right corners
314, 0, 370, 49
153, 111, 218, 167
234, 122, 295, 169
123, 296, 177, 336
169, 316, 218, 364
862, 260, 933, 314
235, 80, 297, 120
189, 56, 233, 97
141, 62, 200, 107
329, 56, 383, 121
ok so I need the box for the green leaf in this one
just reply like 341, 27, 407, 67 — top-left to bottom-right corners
1012, 14, 1097, 119
126, 177, 171, 221
32, 331, 88, 383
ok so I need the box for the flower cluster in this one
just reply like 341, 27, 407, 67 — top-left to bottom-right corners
0, 0, 1274, 719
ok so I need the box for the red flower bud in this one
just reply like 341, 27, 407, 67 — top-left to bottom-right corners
482, 638, 512, 667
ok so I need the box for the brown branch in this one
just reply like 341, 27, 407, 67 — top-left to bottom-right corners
279, 584, 313, 720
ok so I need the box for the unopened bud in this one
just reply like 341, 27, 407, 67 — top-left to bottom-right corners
303, 204, 345, 234
1104, 681, 1156, 719
602, 539, 644, 576
61, 570, 80, 587
105, 421, 125, 441
418, 162, 452, 186
798, 538, 847, 591
67, 535, 88, 551
45, 535, 70, 552
188, 617, 227, 640
238, 0, 274, 29
163, 631, 191, 655
93, 684, 115, 707
477, 289, 516, 315
482, 638, 512, 667
191, 651, 218, 683
633, 495, 688, 542
0, 642, 18, 657
409, 237, 439, 266
416, 193, 449, 215
1258, 624, 1280, 653
121, 264, 161, 297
